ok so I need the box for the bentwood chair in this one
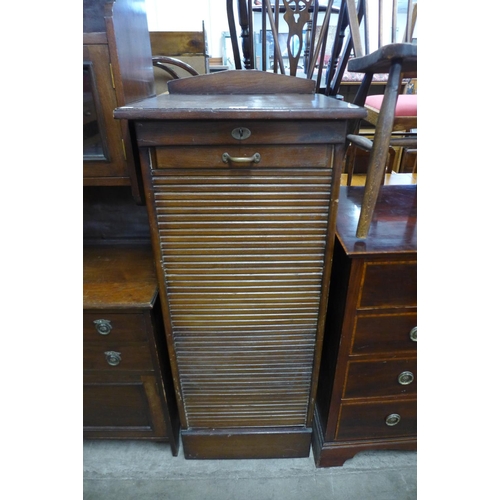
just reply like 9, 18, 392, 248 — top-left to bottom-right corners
149, 27, 209, 94
326, 0, 417, 238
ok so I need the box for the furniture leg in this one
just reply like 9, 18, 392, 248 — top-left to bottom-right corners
356, 61, 402, 238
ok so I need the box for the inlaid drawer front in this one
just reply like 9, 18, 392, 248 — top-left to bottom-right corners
135, 120, 346, 147
343, 358, 417, 399
83, 313, 148, 342
336, 399, 417, 440
358, 261, 417, 309
154, 145, 331, 169
83, 343, 154, 371
351, 313, 417, 355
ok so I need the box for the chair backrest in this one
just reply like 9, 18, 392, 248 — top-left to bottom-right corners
227, 0, 339, 89
325, 0, 417, 96
150, 26, 209, 73
349, 0, 416, 56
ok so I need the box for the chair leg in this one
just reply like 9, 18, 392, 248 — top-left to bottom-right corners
346, 145, 356, 186
356, 61, 403, 238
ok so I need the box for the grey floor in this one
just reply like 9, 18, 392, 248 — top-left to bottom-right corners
83, 439, 416, 499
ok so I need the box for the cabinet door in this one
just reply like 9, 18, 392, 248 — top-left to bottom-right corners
148, 159, 334, 429
83, 44, 129, 184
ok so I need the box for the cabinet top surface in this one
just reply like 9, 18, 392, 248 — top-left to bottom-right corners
83, 244, 157, 309
114, 92, 367, 121
336, 185, 417, 256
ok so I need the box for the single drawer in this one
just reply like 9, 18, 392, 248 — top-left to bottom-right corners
358, 261, 417, 309
336, 399, 417, 441
351, 313, 417, 355
83, 313, 149, 342
83, 381, 153, 429
135, 120, 347, 147
343, 358, 417, 399
83, 342, 154, 371
153, 144, 331, 169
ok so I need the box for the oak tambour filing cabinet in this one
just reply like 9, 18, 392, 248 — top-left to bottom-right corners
114, 71, 366, 459
313, 185, 417, 467
83, 244, 180, 454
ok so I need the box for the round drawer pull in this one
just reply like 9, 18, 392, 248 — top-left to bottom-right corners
104, 351, 121, 366
94, 319, 112, 335
385, 413, 401, 426
398, 371, 414, 385
409, 326, 417, 342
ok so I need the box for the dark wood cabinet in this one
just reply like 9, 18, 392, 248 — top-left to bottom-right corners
114, 71, 367, 459
83, 0, 155, 202
313, 185, 417, 467
83, 245, 180, 453
83, 0, 180, 454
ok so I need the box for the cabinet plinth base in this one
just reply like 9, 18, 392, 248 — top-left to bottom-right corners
182, 427, 312, 459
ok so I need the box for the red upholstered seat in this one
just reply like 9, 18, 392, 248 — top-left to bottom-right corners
365, 94, 417, 116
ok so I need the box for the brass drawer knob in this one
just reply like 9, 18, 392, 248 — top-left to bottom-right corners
398, 371, 414, 385
409, 326, 417, 342
104, 351, 121, 366
94, 319, 112, 335
385, 413, 401, 426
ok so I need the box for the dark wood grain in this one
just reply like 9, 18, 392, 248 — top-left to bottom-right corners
84, 0, 155, 201
115, 88, 368, 121
135, 120, 347, 147
336, 185, 417, 255
83, 43, 129, 182
83, 186, 151, 245
83, 313, 148, 340
336, 399, 417, 440
351, 313, 417, 355
343, 357, 417, 398
167, 69, 315, 94
83, 245, 155, 307
117, 70, 364, 458
150, 31, 206, 57
182, 427, 312, 459
359, 261, 417, 308
83, 343, 154, 371
84, 382, 152, 428
83, 245, 180, 453
313, 184, 417, 467
104, 0, 155, 106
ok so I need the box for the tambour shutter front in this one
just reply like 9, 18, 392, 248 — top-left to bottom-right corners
114, 75, 367, 458
152, 164, 333, 429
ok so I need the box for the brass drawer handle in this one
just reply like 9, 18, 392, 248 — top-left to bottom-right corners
104, 351, 121, 366
222, 152, 261, 164
409, 326, 417, 342
398, 371, 414, 385
94, 319, 112, 335
385, 413, 401, 426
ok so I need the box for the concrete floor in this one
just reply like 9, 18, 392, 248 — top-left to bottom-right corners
83, 439, 417, 499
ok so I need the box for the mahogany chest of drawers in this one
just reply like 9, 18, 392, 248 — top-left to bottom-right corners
114, 71, 366, 459
83, 245, 180, 454
313, 185, 417, 467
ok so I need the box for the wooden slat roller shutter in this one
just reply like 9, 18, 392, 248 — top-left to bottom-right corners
151, 164, 333, 429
